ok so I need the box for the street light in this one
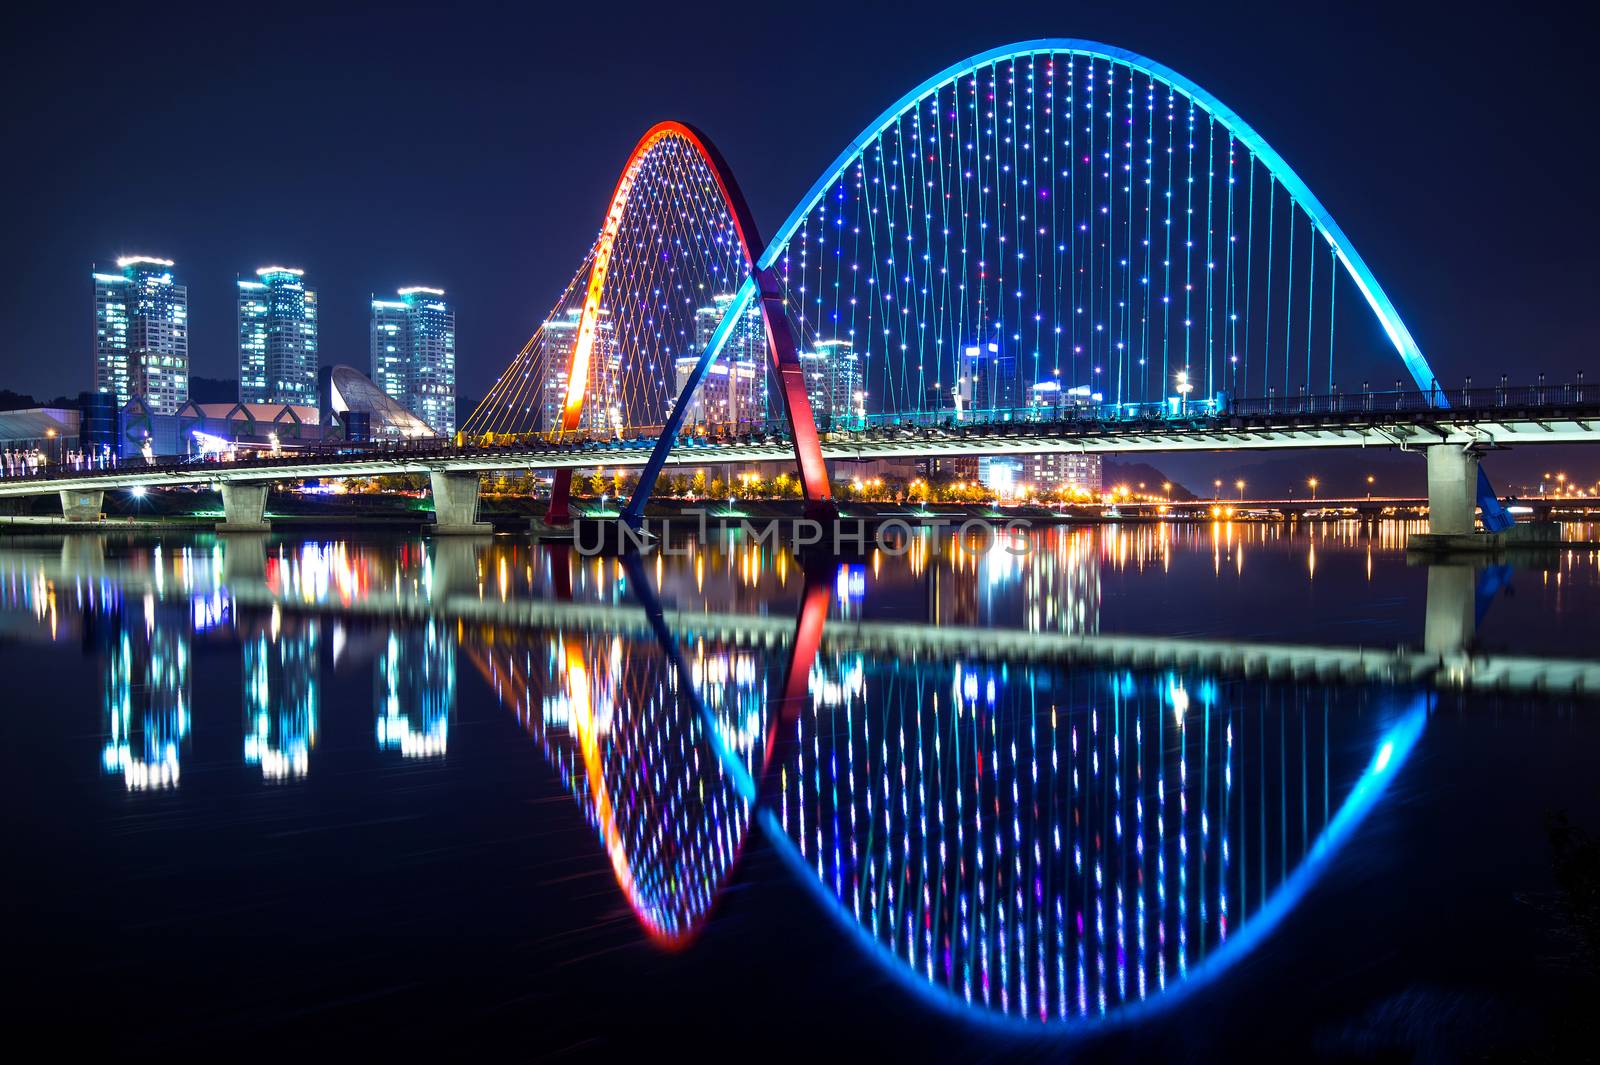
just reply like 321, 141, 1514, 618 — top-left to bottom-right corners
1235, 479, 1246, 501
1308, 476, 1319, 501
1213, 478, 1222, 500
1366, 474, 1375, 500
1175, 370, 1194, 415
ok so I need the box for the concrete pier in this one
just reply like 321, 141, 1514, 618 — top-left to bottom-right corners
1408, 446, 1562, 553
428, 471, 490, 535
58, 488, 104, 523
1425, 446, 1478, 537
216, 483, 271, 533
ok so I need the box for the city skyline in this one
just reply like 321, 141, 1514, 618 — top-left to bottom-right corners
85, 258, 459, 427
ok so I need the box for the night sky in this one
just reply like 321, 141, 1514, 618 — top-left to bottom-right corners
2, 1, 1593, 449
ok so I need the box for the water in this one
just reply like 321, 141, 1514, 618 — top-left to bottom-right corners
2, 521, 1598, 1058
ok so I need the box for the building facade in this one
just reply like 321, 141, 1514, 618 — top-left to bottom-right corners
671, 356, 762, 432
691, 293, 767, 427
807, 338, 864, 431
369, 287, 457, 436
93, 256, 189, 414
957, 341, 1021, 419
538, 308, 618, 434
238, 266, 318, 406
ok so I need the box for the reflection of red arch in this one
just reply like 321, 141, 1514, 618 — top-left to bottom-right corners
546, 121, 830, 524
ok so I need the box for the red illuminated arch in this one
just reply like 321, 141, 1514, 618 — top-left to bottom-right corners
546, 121, 830, 524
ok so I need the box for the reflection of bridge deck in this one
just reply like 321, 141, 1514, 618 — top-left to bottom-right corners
10, 550, 1596, 697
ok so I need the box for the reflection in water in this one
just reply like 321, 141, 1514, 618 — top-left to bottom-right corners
0, 526, 1587, 1032
101, 593, 191, 790
776, 655, 1422, 1024
468, 625, 769, 945
376, 621, 455, 758
242, 614, 320, 780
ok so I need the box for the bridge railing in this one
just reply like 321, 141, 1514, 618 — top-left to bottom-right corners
5, 382, 1599, 487
1230, 383, 1597, 417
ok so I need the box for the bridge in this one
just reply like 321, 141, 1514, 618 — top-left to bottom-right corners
4, 385, 1599, 535
9, 40, 1596, 544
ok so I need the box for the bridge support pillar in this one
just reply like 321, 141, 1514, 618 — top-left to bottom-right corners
1410, 446, 1560, 552
1425, 446, 1478, 537
429, 471, 490, 535
216, 483, 270, 533
58, 488, 104, 523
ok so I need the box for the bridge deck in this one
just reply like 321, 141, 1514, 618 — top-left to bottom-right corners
5, 399, 1600, 499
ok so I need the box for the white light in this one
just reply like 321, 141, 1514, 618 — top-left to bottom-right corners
130, 485, 147, 498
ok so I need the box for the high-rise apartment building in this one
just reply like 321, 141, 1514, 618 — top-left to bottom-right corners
537, 308, 617, 434
692, 293, 768, 426
93, 256, 189, 414
238, 266, 318, 406
369, 287, 457, 436
671, 355, 763, 431
796, 339, 864, 431
957, 341, 1020, 418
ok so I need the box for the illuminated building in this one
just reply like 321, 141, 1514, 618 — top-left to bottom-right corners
802, 339, 863, 431
928, 454, 980, 482
369, 287, 457, 436
93, 256, 189, 414
238, 266, 318, 406
667, 292, 766, 431
322, 364, 437, 440
978, 455, 1023, 495
671, 355, 762, 431
538, 308, 618, 433
1022, 453, 1103, 496
957, 340, 1021, 418
937, 453, 1102, 497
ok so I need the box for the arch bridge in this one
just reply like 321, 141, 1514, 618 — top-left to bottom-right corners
7, 41, 1594, 538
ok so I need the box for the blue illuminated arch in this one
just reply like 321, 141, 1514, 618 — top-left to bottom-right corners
753, 39, 1439, 395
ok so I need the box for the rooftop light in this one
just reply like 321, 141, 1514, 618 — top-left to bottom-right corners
256, 265, 305, 277
398, 286, 445, 296
115, 255, 175, 268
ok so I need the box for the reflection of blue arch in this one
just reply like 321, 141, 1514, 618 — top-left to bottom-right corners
756, 695, 1427, 1033
754, 39, 1439, 395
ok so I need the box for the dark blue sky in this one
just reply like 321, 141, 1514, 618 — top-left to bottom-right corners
1, 0, 1592, 405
